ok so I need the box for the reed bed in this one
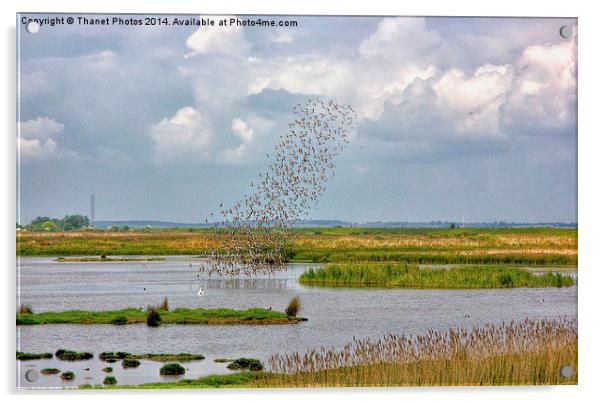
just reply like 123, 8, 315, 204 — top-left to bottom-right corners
299, 264, 574, 288
266, 318, 577, 386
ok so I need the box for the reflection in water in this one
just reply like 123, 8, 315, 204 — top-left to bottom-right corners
16, 257, 577, 388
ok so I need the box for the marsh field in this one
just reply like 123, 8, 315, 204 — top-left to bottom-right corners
16, 227, 577, 388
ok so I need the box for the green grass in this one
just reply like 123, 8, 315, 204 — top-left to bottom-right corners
16, 351, 53, 360
80, 372, 264, 389
100, 352, 205, 362
17, 307, 303, 326
290, 249, 577, 265
41, 368, 61, 375
299, 263, 574, 288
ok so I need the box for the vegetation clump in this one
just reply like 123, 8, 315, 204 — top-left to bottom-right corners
103, 376, 117, 385
102, 367, 113, 373
121, 359, 141, 368
16, 351, 52, 360
60, 371, 75, 381
226, 358, 263, 371
299, 264, 574, 289
18, 304, 33, 314
285, 296, 300, 317
99, 351, 131, 361
160, 363, 186, 376
158, 297, 169, 311
40, 368, 60, 375
55, 349, 93, 361
146, 307, 162, 327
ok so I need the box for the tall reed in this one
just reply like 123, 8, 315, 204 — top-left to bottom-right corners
266, 318, 577, 386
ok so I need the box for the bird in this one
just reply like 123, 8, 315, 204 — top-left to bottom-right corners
197, 286, 205, 296
202, 98, 358, 277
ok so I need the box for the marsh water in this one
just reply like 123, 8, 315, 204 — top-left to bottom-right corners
16, 256, 577, 388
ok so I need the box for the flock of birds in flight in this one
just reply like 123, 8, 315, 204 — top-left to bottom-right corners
198, 99, 358, 278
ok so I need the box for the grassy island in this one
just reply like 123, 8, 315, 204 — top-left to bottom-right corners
17, 307, 304, 326
299, 263, 574, 288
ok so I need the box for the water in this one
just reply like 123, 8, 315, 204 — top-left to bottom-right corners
16, 256, 577, 388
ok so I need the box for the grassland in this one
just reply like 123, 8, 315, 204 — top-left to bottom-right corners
84, 318, 577, 388
16, 227, 577, 266
16, 307, 303, 326
299, 263, 574, 288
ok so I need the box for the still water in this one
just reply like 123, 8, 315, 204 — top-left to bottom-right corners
16, 256, 577, 388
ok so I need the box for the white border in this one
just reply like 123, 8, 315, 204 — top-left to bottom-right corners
2, 1, 601, 402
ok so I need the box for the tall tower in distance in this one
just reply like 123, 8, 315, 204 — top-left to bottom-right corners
90, 193, 95, 223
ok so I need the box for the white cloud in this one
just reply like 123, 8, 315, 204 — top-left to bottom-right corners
18, 117, 64, 161
20, 117, 64, 140
358, 17, 442, 60
19, 138, 57, 160
231, 118, 253, 143
186, 16, 250, 56
150, 106, 212, 163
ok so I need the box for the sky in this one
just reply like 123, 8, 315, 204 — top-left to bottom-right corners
17, 15, 577, 224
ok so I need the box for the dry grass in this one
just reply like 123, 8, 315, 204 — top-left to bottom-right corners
16, 228, 577, 266
265, 318, 577, 386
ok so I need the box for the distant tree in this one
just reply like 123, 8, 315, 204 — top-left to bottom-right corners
42, 220, 62, 232
61, 215, 90, 231
450, 223, 457, 229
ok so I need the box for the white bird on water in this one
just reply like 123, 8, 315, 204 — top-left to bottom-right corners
197, 286, 205, 296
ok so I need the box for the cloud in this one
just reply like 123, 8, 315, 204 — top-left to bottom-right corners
19, 138, 57, 160
150, 106, 212, 163
358, 17, 442, 60
20, 116, 64, 140
186, 16, 251, 56
18, 117, 64, 161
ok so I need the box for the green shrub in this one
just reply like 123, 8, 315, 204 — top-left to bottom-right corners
146, 307, 162, 327
55, 349, 93, 361
103, 376, 117, 385
285, 296, 300, 317
60, 371, 75, 381
226, 358, 263, 371
102, 367, 113, 373
159, 363, 186, 376
122, 358, 141, 368
41, 368, 60, 375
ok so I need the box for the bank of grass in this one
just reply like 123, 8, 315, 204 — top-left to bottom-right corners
17, 228, 577, 266
17, 307, 303, 326
299, 263, 574, 288
84, 318, 577, 388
